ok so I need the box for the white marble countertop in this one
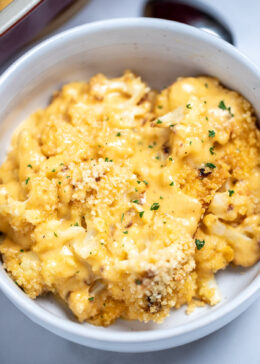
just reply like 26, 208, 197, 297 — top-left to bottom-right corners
0, 0, 259, 363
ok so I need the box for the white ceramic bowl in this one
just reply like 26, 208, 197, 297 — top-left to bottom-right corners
0, 18, 259, 353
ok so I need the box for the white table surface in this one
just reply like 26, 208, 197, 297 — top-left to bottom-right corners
0, 0, 259, 363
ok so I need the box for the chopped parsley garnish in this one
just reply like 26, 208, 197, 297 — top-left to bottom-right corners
135, 279, 142, 285
123, 231, 128, 234
121, 213, 124, 222
170, 124, 176, 127
150, 202, 160, 211
116, 132, 121, 137
88, 297, 94, 302
204, 101, 207, 104
228, 107, 234, 117
132, 200, 139, 204
169, 181, 174, 186
157, 105, 163, 109
143, 180, 148, 185
218, 100, 234, 117
189, 141, 192, 145
139, 211, 144, 218
27, 164, 32, 168
135, 188, 138, 192
208, 130, 215, 138
74, 222, 79, 226
105, 157, 109, 162
160, 196, 164, 200
66, 175, 70, 179
54, 232, 58, 237
205, 162, 216, 169
205, 116, 208, 121
186, 104, 192, 109
218, 100, 227, 110
58, 181, 61, 185
20, 249, 24, 252
25, 177, 30, 185
60, 163, 64, 166
228, 189, 235, 197
51, 169, 56, 172
156, 119, 163, 124
209, 146, 215, 155
148, 145, 154, 148
137, 180, 141, 184
169, 157, 173, 161
195, 239, 205, 250
204, 83, 208, 88
155, 155, 160, 160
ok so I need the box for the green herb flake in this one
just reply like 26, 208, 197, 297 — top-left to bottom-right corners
116, 132, 121, 137
143, 180, 148, 185
148, 145, 154, 149
169, 157, 173, 161
121, 213, 124, 222
227, 106, 234, 117
74, 222, 79, 226
60, 163, 64, 166
195, 239, 205, 250
218, 100, 227, 110
160, 196, 164, 200
169, 181, 174, 186
137, 180, 141, 184
170, 124, 176, 127
209, 146, 215, 155
205, 116, 209, 121
25, 177, 30, 185
204, 83, 208, 88
20, 249, 24, 252
54, 232, 58, 238
132, 200, 139, 204
135, 279, 142, 285
88, 297, 94, 302
205, 162, 216, 169
150, 202, 160, 211
27, 164, 32, 168
66, 175, 70, 179
157, 105, 163, 109
186, 104, 192, 109
58, 181, 61, 185
123, 231, 128, 234
228, 189, 235, 197
105, 157, 109, 162
208, 130, 215, 138
155, 155, 160, 160
51, 169, 56, 172
156, 119, 163, 124
139, 211, 144, 218
135, 188, 138, 192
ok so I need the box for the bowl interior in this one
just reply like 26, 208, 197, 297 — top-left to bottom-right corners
0, 19, 259, 345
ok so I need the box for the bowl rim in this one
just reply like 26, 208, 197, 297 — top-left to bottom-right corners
0, 17, 260, 347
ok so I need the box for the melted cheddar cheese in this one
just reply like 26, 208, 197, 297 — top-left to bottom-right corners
0, 71, 259, 326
